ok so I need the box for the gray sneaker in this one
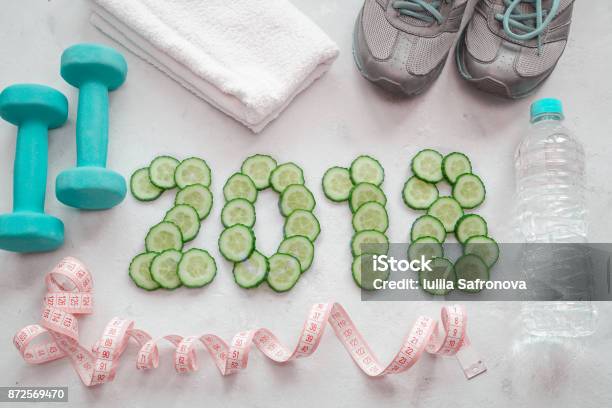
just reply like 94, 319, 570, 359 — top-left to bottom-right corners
353, 0, 468, 96
456, 0, 575, 99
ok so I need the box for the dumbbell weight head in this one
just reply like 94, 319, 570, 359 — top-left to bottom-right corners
0, 84, 67, 252
60, 43, 127, 91
55, 167, 127, 210
56, 43, 128, 210
0, 83, 67, 128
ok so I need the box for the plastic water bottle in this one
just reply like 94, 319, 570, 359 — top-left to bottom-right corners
514, 98, 597, 337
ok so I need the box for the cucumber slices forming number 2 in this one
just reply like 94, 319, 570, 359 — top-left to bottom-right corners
129, 156, 217, 291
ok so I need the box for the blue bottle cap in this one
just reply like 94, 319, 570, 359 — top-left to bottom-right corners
530, 98, 564, 122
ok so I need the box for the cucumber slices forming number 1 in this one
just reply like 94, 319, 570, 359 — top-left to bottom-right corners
350, 155, 384, 186
349, 183, 387, 213
322, 167, 353, 202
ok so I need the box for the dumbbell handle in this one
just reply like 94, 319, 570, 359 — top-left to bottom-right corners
13, 121, 48, 213
76, 81, 108, 168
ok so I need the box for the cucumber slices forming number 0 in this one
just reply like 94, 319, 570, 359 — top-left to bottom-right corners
221, 156, 320, 292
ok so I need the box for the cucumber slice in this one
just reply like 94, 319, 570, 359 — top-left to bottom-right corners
145, 221, 183, 252
223, 173, 258, 203
443, 152, 472, 184
411, 149, 443, 183
233, 251, 268, 289
241, 154, 277, 190
464, 236, 499, 268
164, 204, 200, 242
130, 167, 163, 201
350, 155, 384, 186
418, 257, 455, 296
266, 253, 301, 292
322, 166, 353, 202
352, 254, 389, 290
410, 215, 446, 243
402, 176, 439, 210
270, 163, 305, 193
456, 214, 488, 244
178, 248, 217, 288
149, 156, 180, 189
150, 249, 182, 289
427, 197, 464, 233
408, 237, 444, 262
279, 184, 316, 217
452, 174, 486, 209
284, 210, 321, 241
221, 198, 256, 228
175, 157, 211, 189
352, 202, 388, 233
349, 182, 387, 213
455, 254, 490, 293
129, 252, 160, 291
218, 224, 255, 262
175, 184, 213, 219
278, 236, 315, 272
351, 230, 389, 257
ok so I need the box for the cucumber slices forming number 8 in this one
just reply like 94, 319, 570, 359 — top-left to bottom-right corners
220, 154, 320, 292
323, 156, 390, 290
129, 156, 217, 291
403, 149, 498, 296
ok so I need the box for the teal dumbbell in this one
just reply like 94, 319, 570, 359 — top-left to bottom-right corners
56, 43, 128, 210
0, 84, 68, 253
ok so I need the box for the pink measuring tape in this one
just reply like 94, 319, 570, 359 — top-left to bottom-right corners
14, 257, 486, 386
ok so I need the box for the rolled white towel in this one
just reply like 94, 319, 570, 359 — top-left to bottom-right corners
90, 0, 339, 133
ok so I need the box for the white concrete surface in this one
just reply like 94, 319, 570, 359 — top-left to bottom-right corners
1, 1, 611, 407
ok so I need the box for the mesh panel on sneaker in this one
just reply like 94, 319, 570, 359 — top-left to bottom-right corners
466, 12, 501, 63
399, 15, 433, 27
516, 41, 566, 77
362, 0, 399, 60
407, 32, 454, 75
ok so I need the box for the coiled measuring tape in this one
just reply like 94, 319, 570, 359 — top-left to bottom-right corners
13, 257, 486, 386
